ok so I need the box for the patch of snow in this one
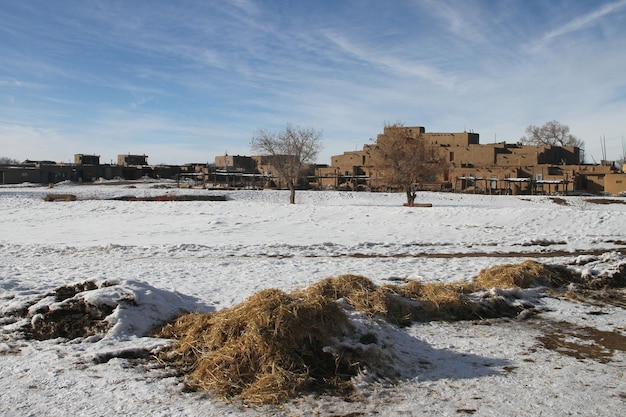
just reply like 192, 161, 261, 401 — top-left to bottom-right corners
1, 183, 625, 416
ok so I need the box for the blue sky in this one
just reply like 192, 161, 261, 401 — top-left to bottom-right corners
1, 0, 625, 165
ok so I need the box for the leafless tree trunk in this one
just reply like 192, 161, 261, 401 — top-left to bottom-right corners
251, 124, 323, 204
369, 122, 448, 206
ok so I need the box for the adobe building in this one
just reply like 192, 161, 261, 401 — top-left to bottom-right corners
211, 155, 259, 188
319, 125, 623, 195
318, 127, 474, 191
1, 152, 184, 185
605, 172, 626, 195
208, 154, 301, 189
74, 154, 100, 165
251, 155, 308, 189
0, 164, 40, 184
115, 154, 148, 180
74, 154, 102, 182
117, 154, 148, 166
214, 155, 256, 173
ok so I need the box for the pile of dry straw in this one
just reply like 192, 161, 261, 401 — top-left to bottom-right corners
156, 260, 580, 404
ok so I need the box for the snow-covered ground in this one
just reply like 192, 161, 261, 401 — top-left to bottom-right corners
1, 181, 625, 416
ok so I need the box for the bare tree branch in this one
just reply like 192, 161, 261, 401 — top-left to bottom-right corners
0, 157, 21, 165
520, 120, 584, 149
369, 122, 448, 206
251, 124, 323, 204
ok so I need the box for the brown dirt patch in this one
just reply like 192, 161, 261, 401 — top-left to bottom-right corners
44, 193, 77, 202
550, 197, 569, 206
564, 288, 626, 309
4, 281, 124, 341
536, 320, 626, 363
111, 194, 227, 201
296, 247, 626, 260
27, 298, 114, 340
584, 198, 626, 205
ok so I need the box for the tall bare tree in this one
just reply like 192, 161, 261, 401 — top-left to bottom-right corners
369, 122, 448, 206
520, 120, 584, 149
0, 157, 21, 165
251, 124, 323, 204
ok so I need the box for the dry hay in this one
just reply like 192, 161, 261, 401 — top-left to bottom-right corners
158, 288, 358, 404
408, 282, 479, 321
155, 260, 612, 405
474, 260, 575, 289
300, 275, 480, 324
302, 275, 392, 320
156, 276, 490, 404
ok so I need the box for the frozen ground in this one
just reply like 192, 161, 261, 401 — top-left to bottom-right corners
1, 181, 625, 416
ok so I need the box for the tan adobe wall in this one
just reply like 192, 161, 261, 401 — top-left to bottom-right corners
316, 166, 341, 189
215, 155, 255, 172
580, 175, 605, 194
448, 145, 497, 166
331, 151, 367, 174
74, 154, 100, 165
215, 155, 234, 169
117, 154, 148, 166
423, 132, 480, 147
496, 151, 538, 167
493, 145, 580, 167
383, 126, 425, 137
379, 126, 478, 147
604, 173, 626, 195
574, 164, 614, 174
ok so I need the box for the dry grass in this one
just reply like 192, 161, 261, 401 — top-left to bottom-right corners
302, 275, 402, 322
155, 276, 487, 404
300, 275, 479, 324
158, 288, 356, 404
474, 260, 574, 289
155, 261, 589, 405
413, 282, 479, 320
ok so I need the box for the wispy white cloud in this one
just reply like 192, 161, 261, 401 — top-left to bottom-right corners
323, 31, 457, 89
416, 0, 488, 44
543, 0, 626, 42
530, 0, 626, 53
1, 0, 625, 164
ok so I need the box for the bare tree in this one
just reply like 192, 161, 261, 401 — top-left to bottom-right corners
0, 157, 21, 165
251, 124, 323, 204
520, 120, 584, 149
369, 122, 448, 206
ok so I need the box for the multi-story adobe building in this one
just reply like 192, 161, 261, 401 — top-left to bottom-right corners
2, 134, 624, 194
316, 125, 625, 195
0, 154, 180, 184
210, 154, 313, 189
